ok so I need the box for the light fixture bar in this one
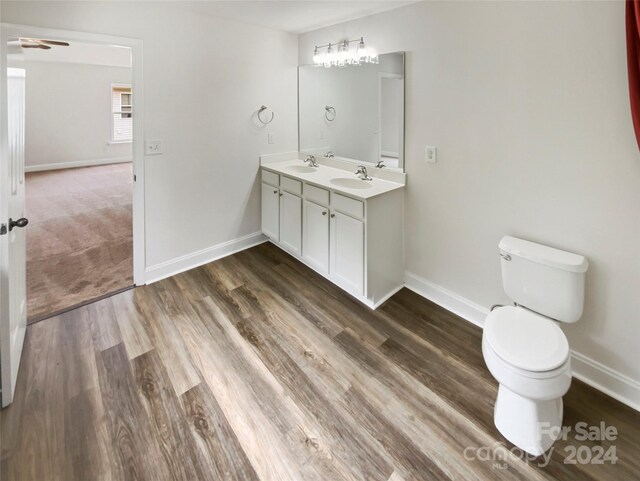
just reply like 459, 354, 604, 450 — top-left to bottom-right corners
312, 37, 378, 68
313, 37, 365, 49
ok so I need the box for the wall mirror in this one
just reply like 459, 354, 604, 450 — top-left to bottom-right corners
299, 51, 405, 171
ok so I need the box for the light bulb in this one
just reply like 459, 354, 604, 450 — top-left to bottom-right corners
357, 37, 367, 60
368, 48, 378, 64
340, 42, 349, 65
323, 44, 332, 68
340, 41, 349, 59
327, 43, 335, 65
349, 41, 359, 64
317, 50, 326, 66
337, 42, 346, 67
313, 46, 321, 66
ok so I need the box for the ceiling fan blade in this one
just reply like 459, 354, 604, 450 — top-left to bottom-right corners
19, 37, 69, 47
38, 39, 70, 47
21, 43, 51, 49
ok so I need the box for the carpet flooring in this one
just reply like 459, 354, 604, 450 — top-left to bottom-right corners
25, 163, 133, 323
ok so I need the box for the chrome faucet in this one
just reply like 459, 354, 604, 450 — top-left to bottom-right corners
304, 155, 319, 167
355, 165, 372, 180
324, 151, 335, 158
374, 160, 386, 169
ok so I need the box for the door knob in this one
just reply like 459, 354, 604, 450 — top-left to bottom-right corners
9, 217, 28, 231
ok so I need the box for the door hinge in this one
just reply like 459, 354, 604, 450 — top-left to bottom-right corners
0, 223, 7, 235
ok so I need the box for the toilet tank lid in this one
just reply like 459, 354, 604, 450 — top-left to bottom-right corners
499, 236, 588, 273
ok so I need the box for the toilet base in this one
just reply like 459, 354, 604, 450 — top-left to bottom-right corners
494, 384, 564, 456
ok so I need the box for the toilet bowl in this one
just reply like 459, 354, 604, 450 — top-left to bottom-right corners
483, 236, 588, 456
483, 306, 571, 455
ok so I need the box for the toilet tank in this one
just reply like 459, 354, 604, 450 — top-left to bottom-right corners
499, 236, 588, 323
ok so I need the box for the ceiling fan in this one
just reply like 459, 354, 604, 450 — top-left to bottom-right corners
17, 37, 70, 50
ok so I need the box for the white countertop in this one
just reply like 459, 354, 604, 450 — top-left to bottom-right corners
261, 159, 405, 200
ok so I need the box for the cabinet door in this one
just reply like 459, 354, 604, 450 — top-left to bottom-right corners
330, 211, 364, 296
261, 182, 279, 241
303, 200, 330, 275
279, 191, 302, 256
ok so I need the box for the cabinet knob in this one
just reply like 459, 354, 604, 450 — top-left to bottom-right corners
279, 193, 283, 197
273, 190, 277, 194
330, 214, 335, 218
322, 211, 327, 215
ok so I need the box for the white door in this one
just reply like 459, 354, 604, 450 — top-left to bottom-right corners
303, 200, 330, 275
261, 182, 279, 241
330, 211, 364, 296
1, 68, 28, 407
279, 191, 302, 256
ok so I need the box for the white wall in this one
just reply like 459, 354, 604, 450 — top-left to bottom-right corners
1, 1, 299, 269
300, 1, 640, 402
13, 61, 132, 169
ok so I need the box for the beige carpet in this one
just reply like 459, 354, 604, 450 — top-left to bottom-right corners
26, 163, 133, 323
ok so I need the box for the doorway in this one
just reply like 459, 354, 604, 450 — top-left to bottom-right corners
1, 23, 144, 405
379, 72, 404, 169
9, 39, 136, 322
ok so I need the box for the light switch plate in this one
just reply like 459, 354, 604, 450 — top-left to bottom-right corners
145, 140, 163, 155
425, 146, 437, 163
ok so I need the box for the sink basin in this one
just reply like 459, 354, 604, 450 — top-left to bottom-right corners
330, 178, 373, 190
285, 165, 318, 174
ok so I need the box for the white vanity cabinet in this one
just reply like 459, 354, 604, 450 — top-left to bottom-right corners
279, 191, 302, 256
330, 210, 364, 295
261, 170, 303, 257
260, 167, 404, 309
261, 182, 280, 241
303, 200, 330, 275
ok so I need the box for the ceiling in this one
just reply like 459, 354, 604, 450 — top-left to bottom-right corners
177, 1, 417, 34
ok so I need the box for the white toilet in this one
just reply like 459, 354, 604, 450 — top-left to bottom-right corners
483, 236, 588, 456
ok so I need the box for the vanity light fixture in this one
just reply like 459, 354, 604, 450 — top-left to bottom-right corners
313, 37, 378, 68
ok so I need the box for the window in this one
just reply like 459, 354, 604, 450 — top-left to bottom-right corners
111, 85, 132, 142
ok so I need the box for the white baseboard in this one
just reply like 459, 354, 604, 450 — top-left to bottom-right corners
145, 232, 267, 284
25, 156, 131, 172
570, 351, 640, 412
404, 271, 489, 328
404, 270, 640, 412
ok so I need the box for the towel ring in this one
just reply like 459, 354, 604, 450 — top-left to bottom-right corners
325, 106, 336, 122
258, 105, 274, 125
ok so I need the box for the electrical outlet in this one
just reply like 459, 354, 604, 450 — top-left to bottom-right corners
268, 132, 274, 144
425, 146, 437, 163
145, 140, 163, 155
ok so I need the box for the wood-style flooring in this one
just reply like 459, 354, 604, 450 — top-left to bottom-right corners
2, 242, 639, 481
26, 163, 133, 323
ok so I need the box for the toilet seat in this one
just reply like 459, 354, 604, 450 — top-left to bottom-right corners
484, 306, 569, 373
483, 338, 571, 381
482, 333, 572, 401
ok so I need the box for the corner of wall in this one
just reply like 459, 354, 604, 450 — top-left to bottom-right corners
144, 232, 267, 284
